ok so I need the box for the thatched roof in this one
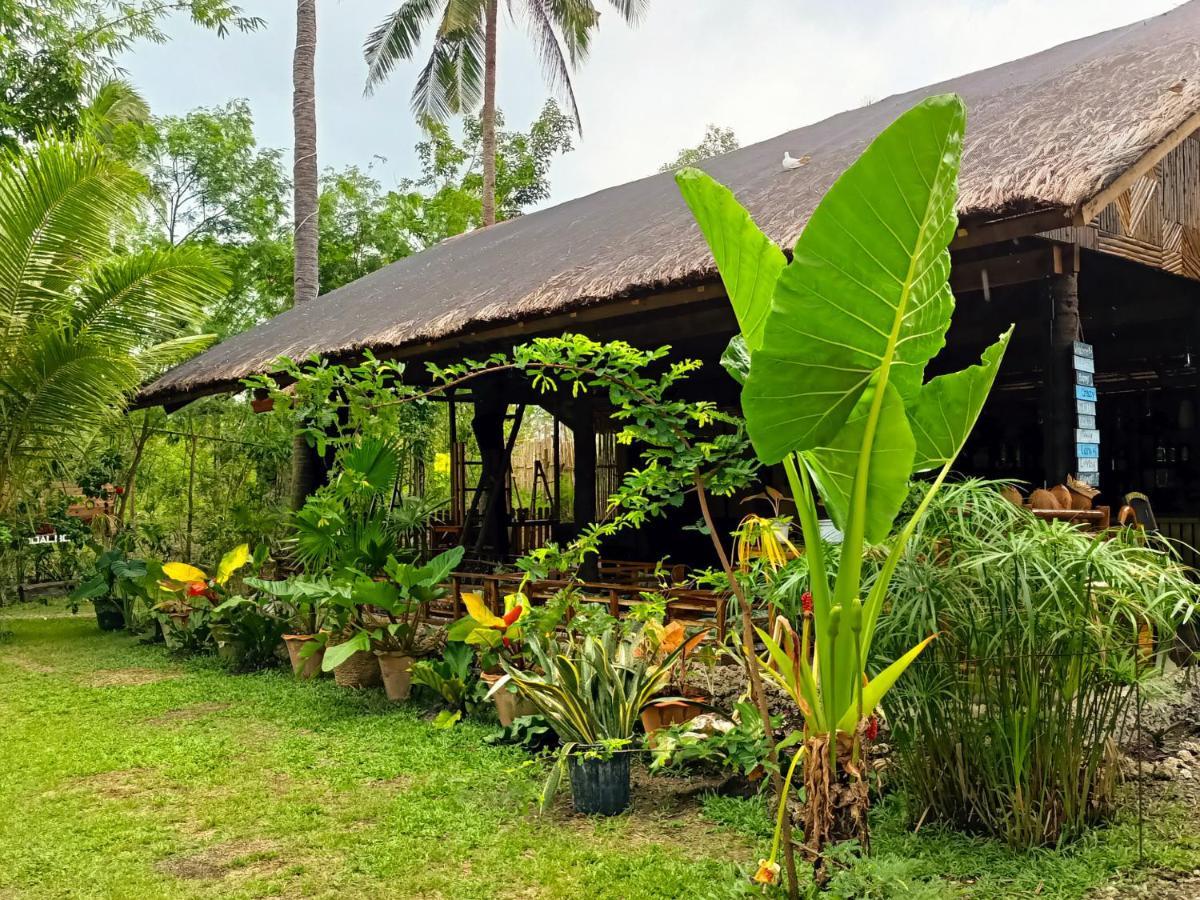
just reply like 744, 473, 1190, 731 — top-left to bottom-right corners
141, 1, 1200, 406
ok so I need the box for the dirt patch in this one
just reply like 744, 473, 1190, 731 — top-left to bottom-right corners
145, 702, 232, 725
156, 838, 284, 881
548, 764, 754, 861
72, 768, 158, 800
86, 667, 178, 687
370, 774, 416, 791
4, 653, 57, 674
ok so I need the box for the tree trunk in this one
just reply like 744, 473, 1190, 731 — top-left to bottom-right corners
292, 0, 319, 306
290, 0, 322, 510
115, 412, 152, 537
480, 0, 498, 227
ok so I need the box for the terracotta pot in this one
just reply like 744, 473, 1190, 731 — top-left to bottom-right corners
332, 645, 382, 689
640, 698, 705, 747
283, 634, 324, 680
481, 671, 536, 727
375, 651, 415, 701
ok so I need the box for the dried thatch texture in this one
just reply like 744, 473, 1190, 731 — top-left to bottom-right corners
141, 2, 1200, 405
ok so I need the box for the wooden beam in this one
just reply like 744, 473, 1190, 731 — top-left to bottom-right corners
1077, 111, 1200, 226
950, 245, 1065, 294
951, 207, 1075, 250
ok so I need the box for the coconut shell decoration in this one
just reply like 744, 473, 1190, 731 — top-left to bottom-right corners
1029, 488, 1060, 510
1066, 475, 1100, 510
1000, 485, 1024, 507
1049, 484, 1072, 509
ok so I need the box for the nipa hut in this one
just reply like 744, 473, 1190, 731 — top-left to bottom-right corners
140, 1, 1200, 564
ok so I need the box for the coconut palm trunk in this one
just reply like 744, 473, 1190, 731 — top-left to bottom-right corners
480, 0, 498, 227
291, 0, 323, 510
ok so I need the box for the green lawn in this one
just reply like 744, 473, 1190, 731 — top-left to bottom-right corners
1, 605, 1196, 899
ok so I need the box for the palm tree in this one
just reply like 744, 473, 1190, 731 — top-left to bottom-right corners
364, 0, 647, 227
0, 136, 225, 512
291, 0, 322, 508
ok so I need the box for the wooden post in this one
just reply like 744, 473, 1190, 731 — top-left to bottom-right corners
1043, 273, 1081, 485
471, 377, 511, 559
571, 402, 598, 581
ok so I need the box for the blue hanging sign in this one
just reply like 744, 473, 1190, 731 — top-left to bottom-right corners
1075, 385, 1097, 402
1077, 443, 1100, 459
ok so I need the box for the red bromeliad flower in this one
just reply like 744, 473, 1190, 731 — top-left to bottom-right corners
501, 605, 523, 628
185, 581, 209, 598
866, 715, 879, 742
800, 591, 813, 616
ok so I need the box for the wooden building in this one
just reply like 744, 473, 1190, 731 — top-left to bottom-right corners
139, 3, 1200, 561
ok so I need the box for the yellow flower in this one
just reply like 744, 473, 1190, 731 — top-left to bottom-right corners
752, 859, 780, 885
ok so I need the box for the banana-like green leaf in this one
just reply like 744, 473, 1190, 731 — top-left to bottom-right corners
741, 94, 965, 462
321, 631, 371, 672
676, 167, 785, 354
802, 378, 917, 545
910, 327, 1013, 472
720, 334, 751, 385
835, 633, 936, 733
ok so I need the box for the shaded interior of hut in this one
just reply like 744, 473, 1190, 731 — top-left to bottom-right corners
950, 249, 1200, 554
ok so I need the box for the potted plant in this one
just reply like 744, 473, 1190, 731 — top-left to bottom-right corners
637, 618, 710, 744
320, 546, 465, 696
500, 624, 696, 816
155, 545, 252, 646
449, 590, 534, 726
69, 544, 156, 632
410, 641, 484, 726
245, 576, 333, 678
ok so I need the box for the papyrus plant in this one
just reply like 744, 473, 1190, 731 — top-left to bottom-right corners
678, 94, 1013, 877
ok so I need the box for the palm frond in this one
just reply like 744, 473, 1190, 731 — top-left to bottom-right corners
0, 137, 147, 331
81, 79, 151, 144
521, 0, 590, 132
411, 30, 486, 121
73, 243, 227, 347
603, 0, 648, 23
364, 0, 448, 94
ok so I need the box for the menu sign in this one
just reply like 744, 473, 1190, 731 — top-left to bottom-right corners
1073, 341, 1099, 487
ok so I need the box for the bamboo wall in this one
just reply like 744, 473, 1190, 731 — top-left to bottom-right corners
1042, 132, 1200, 277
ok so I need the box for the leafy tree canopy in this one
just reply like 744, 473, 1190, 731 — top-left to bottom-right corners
659, 124, 738, 173
0, 0, 262, 150
133, 99, 576, 338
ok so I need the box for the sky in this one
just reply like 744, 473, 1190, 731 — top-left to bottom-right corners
123, 0, 1184, 207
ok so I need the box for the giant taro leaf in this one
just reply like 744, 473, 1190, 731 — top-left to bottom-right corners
676, 168, 785, 354
909, 327, 1013, 472
742, 94, 966, 463
801, 377, 917, 545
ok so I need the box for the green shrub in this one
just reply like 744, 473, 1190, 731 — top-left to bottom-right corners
875, 479, 1196, 847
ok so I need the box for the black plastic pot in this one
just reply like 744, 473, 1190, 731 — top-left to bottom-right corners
93, 598, 125, 632
568, 752, 631, 816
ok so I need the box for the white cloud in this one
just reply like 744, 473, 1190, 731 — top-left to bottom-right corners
125, 0, 1182, 205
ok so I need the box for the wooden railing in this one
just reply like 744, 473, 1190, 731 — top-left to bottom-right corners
434, 571, 730, 641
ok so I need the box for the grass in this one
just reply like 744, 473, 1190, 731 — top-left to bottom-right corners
1, 603, 1197, 899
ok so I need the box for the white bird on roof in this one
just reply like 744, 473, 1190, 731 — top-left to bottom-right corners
782, 152, 810, 170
